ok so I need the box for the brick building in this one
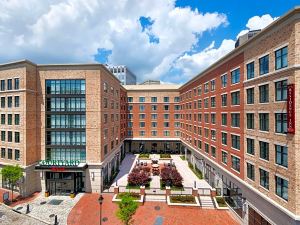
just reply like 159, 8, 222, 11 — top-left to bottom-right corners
0, 6, 300, 225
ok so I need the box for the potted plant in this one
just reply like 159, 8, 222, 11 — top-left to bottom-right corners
45, 190, 49, 197
70, 191, 75, 198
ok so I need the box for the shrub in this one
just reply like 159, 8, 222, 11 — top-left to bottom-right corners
170, 195, 196, 203
160, 167, 183, 187
216, 196, 227, 207
116, 194, 138, 225
128, 169, 150, 186
142, 167, 151, 173
139, 154, 150, 159
117, 192, 140, 200
160, 153, 171, 158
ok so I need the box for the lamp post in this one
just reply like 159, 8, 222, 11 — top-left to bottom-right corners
98, 194, 104, 225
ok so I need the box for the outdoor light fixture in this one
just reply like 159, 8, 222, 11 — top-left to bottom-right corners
98, 194, 104, 225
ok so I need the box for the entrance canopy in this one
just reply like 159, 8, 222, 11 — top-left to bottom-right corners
35, 160, 87, 171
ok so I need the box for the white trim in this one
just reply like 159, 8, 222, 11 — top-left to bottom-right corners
258, 52, 270, 59
275, 173, 289, 181
273, 77, 289, 83
230, 66, 240, 72
245, 59, 255, 65
273, 42, 289, 52
245, 85, 255, 89
230, 89, 240, 93
258, 81, 270, 86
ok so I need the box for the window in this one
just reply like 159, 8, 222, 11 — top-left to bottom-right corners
164, 114, 169, 120
163, 131, 170, 136
127, 97, 133, 102
139, 122, 145, 128
139, 131, 145, 136
197, 100, 202, 109
211, 80, 216, 91
8, 131, 12, 142
103, 82, 108, 93
275, 145, 288, 168
211, 114, 216, 124
151, 105, 157, 111
221, 74, 227, 88
231, 135, 240, 150
151, 97, 157, 102
7, 79, 12, 90
7, 114, 12, 125
204, 114, 209, 123
246, 88, 254, 104
1, 97, 4, 108
174, 97, 180, 102
231, 113, 240, 128
15, 132, 20, 143
275, 46, 288, 70
8, 97, 12, 108
231, 156, 240, 172
164, 122, 169, 128
221, 132, 227, 145
1, 148, 5, 158
231, 91, 240, 105
259, 141, 269, 160
259, 169, 269, 189
139, 114, 146, 120
8, 149, 12, 159
15, 96, 20, 107
259, 84, 269, 103
15, 149, 20, 161
14, 78, 20, 90
247, 138, 255, 155
247, 163, 255, 181
211, 97, 216, 107
151, 114, 157, 120
259, 55, 269, 75
211, 130, 216, 141
204, 83, 209, 93
259, 113, 269, 131
231, 68, 240, 84
139, 105, 145, 111
151, 122, 157, 127
205, 143, 209, 153
275, 113, 287, 134
151, 131, 157, 136
103, 98, 108, 108
221, 114, 227, 126
0, 80, 5, 91
163, 97, 169, 102
275, 176, 288, 201
221, 94, 227, 107
246, 62, 255, 79
204, 98, 209, 108
246, 113, 254, 129
275, 80, 287, 101
164, 105, 169, 111
1, 114, 5, 125
1, 131, 5, 141
222, 151, 227, 164
211, 146, 216, 157
139, 97, 145, 102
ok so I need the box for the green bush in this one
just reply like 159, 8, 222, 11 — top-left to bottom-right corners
216, 196, 227, 207
139, 154, 150, 159
170, 195, 196, 203
180, 155, 186, 160
117, 192, 140, 200
188, 162, 203, 179
116, 194, 139, 225
160, 153, 171, 158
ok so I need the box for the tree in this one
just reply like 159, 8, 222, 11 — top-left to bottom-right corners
1, 165, 23, 201
116, 194, 138, 225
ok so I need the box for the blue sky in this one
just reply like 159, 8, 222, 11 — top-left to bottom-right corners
0, 0, 299, 83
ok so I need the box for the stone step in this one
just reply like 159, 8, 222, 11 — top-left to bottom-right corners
199, 196, 215, 208
145, 195, 166, 202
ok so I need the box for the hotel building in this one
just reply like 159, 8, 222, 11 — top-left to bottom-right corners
0, 6, 300, 225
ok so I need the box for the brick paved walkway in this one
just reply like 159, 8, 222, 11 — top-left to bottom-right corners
68, 193, 240, 225
0, 188, 40, 207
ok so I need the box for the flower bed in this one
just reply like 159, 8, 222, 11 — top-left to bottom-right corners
160, 153, 171, 159
112, 192, 144, 203
167, 195, 200, 207
214, 196, 229, 209
139, 153, 150, 159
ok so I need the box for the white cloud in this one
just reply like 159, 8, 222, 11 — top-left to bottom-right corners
0, 0, 228, 82
237, 14, 278, 38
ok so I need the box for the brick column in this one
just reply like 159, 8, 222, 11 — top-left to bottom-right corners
192, 187, 198, 197
166, 186, 171, 196
114, 186, 119, 195
211, 188, 216, 197
140, 186, 145, 195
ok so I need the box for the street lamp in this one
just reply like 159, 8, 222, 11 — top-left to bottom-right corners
98, 194, 104, 225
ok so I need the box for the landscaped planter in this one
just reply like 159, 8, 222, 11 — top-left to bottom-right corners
112, 193, 144, 204
213, 196, 229, 210
167, 195, 200, 207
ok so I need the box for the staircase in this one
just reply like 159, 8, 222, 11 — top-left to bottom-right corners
145, 195, 166, 202
199, 196, 215, 209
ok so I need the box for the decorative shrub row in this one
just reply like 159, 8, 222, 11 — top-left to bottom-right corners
170, 195, 196, 203
128, 167, 151, 186
161, 167, 183, 187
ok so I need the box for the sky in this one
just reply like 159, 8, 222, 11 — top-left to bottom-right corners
0, 0, 299, 84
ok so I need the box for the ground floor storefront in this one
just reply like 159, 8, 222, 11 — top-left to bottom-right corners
182, 141, 300, 225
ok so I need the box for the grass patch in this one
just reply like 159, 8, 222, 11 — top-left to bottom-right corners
188, 162, 203, 179
216, 196, 227, 207
180, 155, 185, 160
139, 153, 150, 159
116, 192, 140, 200
170, 195, 196, 204
160, 182, 184, 191
160, 153, 171, 158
